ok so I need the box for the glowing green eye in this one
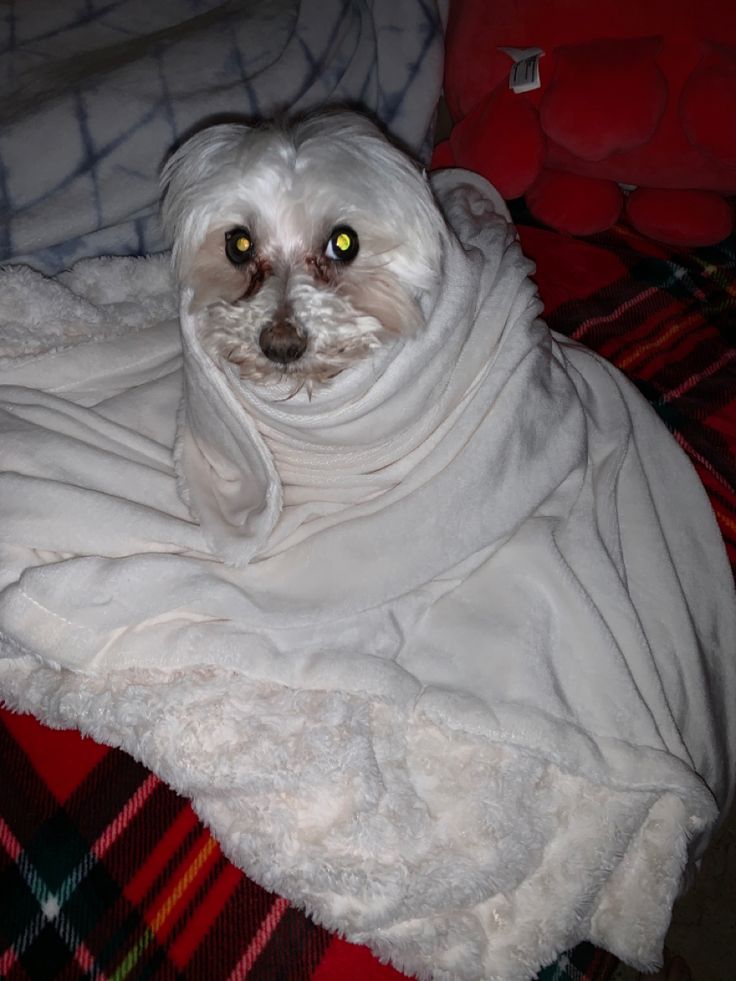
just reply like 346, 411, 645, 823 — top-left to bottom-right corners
225, 227, 254, 264
326, 225, 359, 262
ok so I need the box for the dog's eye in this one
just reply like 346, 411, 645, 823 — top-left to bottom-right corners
225, 227, 254, 265
325, 225, 359, 262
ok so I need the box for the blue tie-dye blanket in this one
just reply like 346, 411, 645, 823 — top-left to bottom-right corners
0, 0, 446, 273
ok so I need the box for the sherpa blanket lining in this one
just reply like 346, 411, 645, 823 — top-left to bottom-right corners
0, 171, 734, 981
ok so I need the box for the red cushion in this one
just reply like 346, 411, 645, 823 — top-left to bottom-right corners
681, 44, 736, 165
541, 37, 667, 161
626, 187, 734, 244
527, 169, 624, 235
450, 89, 545, 198
431, 139, 455, 169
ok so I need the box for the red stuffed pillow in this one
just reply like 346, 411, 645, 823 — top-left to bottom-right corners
541, 37, 667, 161
440, 0, 736, 246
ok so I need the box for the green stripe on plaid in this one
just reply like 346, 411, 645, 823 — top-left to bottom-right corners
537, 943, 619, 981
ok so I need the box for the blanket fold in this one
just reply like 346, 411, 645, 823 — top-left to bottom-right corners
0, 171, 734, 981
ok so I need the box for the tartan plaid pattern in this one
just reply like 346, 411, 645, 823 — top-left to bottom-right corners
0, 712, 360, 980
4, 217, 732, 980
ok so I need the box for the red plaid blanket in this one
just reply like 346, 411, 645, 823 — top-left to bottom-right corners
3, 217, 733, 980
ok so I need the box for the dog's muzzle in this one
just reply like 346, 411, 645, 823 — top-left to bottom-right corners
259, 320, 307, 365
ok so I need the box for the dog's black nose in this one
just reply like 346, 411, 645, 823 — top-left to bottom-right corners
259, 321, 307, 364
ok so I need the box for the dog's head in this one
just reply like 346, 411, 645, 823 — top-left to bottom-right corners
161, 111, 446, 387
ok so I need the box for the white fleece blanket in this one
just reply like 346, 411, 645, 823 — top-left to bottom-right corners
0, 172, 734, 981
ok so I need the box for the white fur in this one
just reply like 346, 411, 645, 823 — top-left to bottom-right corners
161, 111, 447, 386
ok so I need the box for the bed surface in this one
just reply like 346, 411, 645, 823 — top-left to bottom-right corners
2, 1, 734, 977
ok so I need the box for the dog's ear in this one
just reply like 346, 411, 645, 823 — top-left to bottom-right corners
160, 124, 253, 243
290, 112, 448, 293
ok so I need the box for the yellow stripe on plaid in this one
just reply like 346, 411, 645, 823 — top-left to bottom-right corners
111, 835, 218, 980
616, 312, 701, 372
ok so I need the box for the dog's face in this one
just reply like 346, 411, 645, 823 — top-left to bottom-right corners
161, 112, 446, 388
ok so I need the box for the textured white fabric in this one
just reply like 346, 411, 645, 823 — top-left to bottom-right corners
0, 172, 734, 981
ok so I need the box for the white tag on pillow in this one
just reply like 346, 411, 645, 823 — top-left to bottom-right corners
498, 46, 544, 93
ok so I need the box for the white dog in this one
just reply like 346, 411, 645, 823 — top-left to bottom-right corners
161, 111, 446, 388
